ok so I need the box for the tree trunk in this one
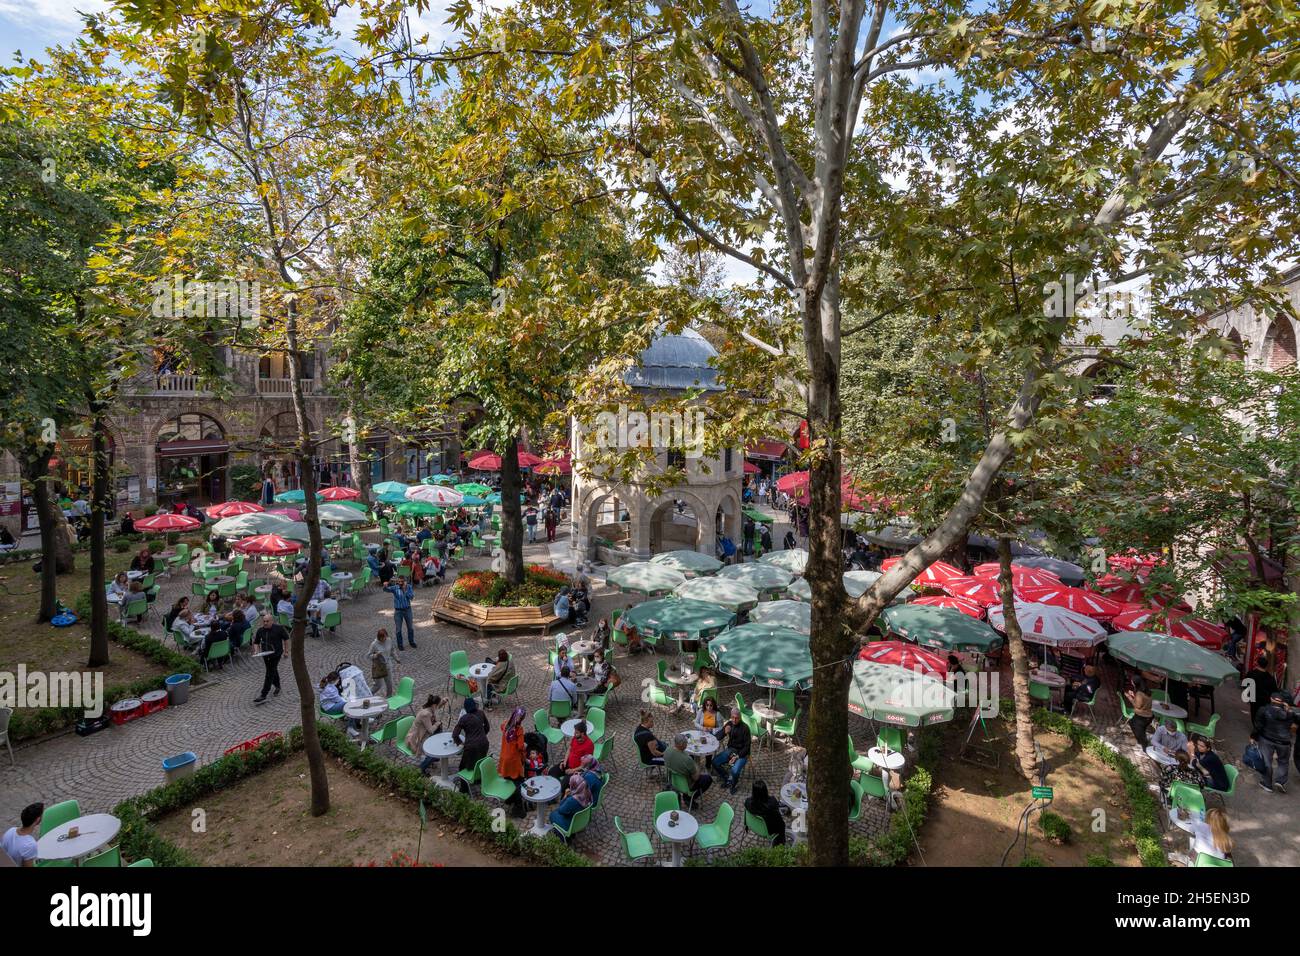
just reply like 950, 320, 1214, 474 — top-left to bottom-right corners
1285, 545, 1299, 694
22, 450, 62, 622
997, 536, 1040, 781
346, 405, 373, 507
87, 405, 110, 667
499, 437, 525, 585
286, 311, 331, 817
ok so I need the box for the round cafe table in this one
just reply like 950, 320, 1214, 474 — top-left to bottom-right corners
422, 732, 463, 790
469, 662, 494, 705
126, 569, 146, 580
1030, 669, 1066, 687
254, 585, 272, 596
560, 717, 590, 739
655, 810, 698, 867
206, 559, 231, 571
1145, 745, 1179, 767
1152, 700, 1188, 720
665, 670, 698, 711
207, 575, 235, 587
569, 640, 599, 674
520, 774, 562, 837
36, 813, 122, 864
570, 674, 600, 710
684, 730, 719, 762
751, 701, 783, 745
780, 782, 809, 812
867, 747, 906, 811
345, 697, 390, 751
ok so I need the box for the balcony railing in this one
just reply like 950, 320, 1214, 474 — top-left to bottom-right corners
257, 377, 319, 395
128, 374, 209, 396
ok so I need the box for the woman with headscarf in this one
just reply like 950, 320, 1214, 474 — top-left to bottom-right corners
745, 780, 786, 845
578, 754, 604, 804
548, 772, 593, 832
452, 696, 491, 777
498, 707, 529, 817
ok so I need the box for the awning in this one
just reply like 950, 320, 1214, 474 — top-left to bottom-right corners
745, 439, 788, 461
157, 439, 229, 457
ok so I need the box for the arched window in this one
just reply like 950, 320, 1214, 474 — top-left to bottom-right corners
157, 413, 224, 443
1263, 318, 1297, 370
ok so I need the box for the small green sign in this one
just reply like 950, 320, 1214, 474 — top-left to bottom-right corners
1032, 786, 1053, 800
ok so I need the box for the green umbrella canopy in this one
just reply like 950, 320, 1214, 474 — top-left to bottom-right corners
848, 660, 957, 727
334, 499, 369, 512
372, 481, 409, 495
212, 512, 292, 537
397, 500, 443, 517
880, 604, 1004, 653
710, 624, 813, 690
787, 573, 903, 604
376, 491, 408, 505
461, 494, 487, 507
455, 482, 492, 496
717, 562, 795, 594
273, 489, 311, 504
277, 521, 338, 543
651, 549, 724, 575
759, 548, 809, 573
1106, 632, 1239, 686
748, 599, 811, 634
620, 597, 735, 642
673, 576, 761, 612
424, 474, 457, 485
606, 561, 688, 595
742, 507, 774, 525
318, 502, 368, 524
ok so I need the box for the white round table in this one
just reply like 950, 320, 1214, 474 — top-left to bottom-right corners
520, 775, 562, 837
469, 662, 494, 705
1152, 700, 1188, 720
570, 674, 600, 710
780, 782, 809, 812
345, 698, 390, 750
867, 747, 906, 811
655, 810, 698, 867
751, 701, 783, 743
331, 571, 354, 583
569, 640, 599, 674
1030, 669, 1067, 687
422, 732, 463, 790
254, 585, 272, 596
665, 670, 698, 710
206, 560, 231, 571
1145, 745, 1179, 767
684, 730, 719, 760
36, 813, 122, 863
126, 570, 146, 580
560, 718, 590, 739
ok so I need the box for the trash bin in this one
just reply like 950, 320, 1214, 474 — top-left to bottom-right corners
165, 673, 192, 706
162, 751, 197, 783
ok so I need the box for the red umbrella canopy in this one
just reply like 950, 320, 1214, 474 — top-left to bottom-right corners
938, 575, 1003, 607
135, 513, 201, 531
318, 486, 360, 501
1017, 585, 1127, 620
206, 501, 264, 518
910, 594, 985, 619
1111, 606, 1228, 649
468, 451, 502, 471
232, 533, 301, 556
858, 640, 949, 678
516, 449, 546, 468
535, 455, 571, 475
881, 557, 966, 586
972, 563, 1062, 588
775, 471, 809, 494
743, 460, 760, 474
1091, 574, 1146, 605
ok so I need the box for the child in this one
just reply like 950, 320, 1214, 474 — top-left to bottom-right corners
524, 746, 547, 779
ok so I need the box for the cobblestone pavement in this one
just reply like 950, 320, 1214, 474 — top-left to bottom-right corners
1, 520, 892, 866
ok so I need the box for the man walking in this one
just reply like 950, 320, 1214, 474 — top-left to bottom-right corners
525, 504, 538, 543
384, 577, 418, 650
252, 613, 287, 704
1251, 690, 1298, 793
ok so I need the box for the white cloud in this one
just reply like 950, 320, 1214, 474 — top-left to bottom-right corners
0, 0, 108, 27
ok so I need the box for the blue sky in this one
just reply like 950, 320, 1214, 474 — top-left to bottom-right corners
0, 0, 110, 60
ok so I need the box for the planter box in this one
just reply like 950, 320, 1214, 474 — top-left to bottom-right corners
432, 585, 563, 636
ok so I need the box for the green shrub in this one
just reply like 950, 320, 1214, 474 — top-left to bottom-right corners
1040, 811, 1072, 844
146, 538, 165, 553
1087, 853, 1116, 866
113, 539, 131, 553
144, 505, 159, 516
166, 531, 180, 545
1019, 854, 1046, 867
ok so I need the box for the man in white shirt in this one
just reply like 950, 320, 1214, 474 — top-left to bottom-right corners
275, 595, 295, 617
310, 589, 340, 637
2, 803, 44, 866
237, 594, 259, 626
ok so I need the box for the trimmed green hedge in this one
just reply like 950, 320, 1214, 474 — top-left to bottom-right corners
9, 602, 203, 743
1032, 709, 1167, 867
112, 723, 591, 867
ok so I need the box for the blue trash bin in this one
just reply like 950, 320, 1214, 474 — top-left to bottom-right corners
165, 673, 192, 706
162, 751, 197, 783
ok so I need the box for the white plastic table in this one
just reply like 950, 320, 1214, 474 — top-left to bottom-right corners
655, 810, 698, 867
520, 775, 562, 837
469, 662, 494, 706
780, 782, 809, 812
422, 732, 463, 790
684, 730, 719, 761
36, 813, 122, 863
1145, 745, 1179, 767
665, 670, 698, 710
751, 701, 782, 744
345, 697, 390, 750
1152, 700, 1188, 720
127, 570, 146, 580
867, 747, 906, 810
569, 640, 599, 674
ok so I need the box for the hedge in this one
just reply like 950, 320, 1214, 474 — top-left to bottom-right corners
8, 600, 204, 743
112, 723, 592, 867
1031, 708, 1167, 867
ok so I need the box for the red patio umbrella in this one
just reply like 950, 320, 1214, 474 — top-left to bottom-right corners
938, 575, 1003, 607
318, 486, 360, 501
535, 455, 571, 475
858, 640, 949, 678
206, 501, 264, 518
881, 556, 966, 586
232, 533, 301, 556
1017, 584, 1127, 620
972, 563, 1062, 588
743, 461, 760, 474
516, 449, 545, 468
266, 508, 301, 520
1110, 606, 1228, 649
910, 593, 984, 619
134, 513, 201, 532
467, 451, 502, 471
775, 471, 809, 495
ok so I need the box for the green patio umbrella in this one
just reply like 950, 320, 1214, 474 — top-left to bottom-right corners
376, 491, 408, 505
759, 548, 809, 573
848, 660, 957, 727
1106, 632, 1239, 685
709, 624, 812, 691
748, 599, 811, 634
211, 512, 293, 537
318, 502, 368, 524
787, 573, 902, 603
278, 521, 338, 543
651, 549, 723, 576
880, 604, 1003, 653
455, 482, 492, 496
620, 597, 735, 642
334, 499, 369, 512
742, 506, 774, 525
717, 562, 795, 594
606, 561, 688, 595
397, 500, 442, 517
787, 577, 812, 601
673, 576, 761, 613
273, 489, 312, 504
461, 494, 487, 507
372, 481, 409, 496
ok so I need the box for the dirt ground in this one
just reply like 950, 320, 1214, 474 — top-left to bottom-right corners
152, 754, 508, 867
919, 715, 1140, 867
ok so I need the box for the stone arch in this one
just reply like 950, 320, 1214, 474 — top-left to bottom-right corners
714, 490, 742, 543
645, 489, 710, 554
148, 407, 233, 445
575, 483, 638, 560
1262, 317, 1297, 370
1225, 326, 1244, 360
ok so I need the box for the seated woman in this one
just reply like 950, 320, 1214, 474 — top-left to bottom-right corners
129, 547, 155, 575
593, 617, 612, 650
1190, 737, 1230, 791
125, 580, 148, 621
578, 754, 604, 803
202, 589, 222, 618
164, 597, 190, 634
745, 780, 786, 845
1189, 807, 1233, 861
548, 773, 593, 832
319, 672, 347, 715
695, 696, 725, 739
409, 694, 446, 767
693, 666, 718, 706
107, 572, 130, 602
591, 650, 617, 694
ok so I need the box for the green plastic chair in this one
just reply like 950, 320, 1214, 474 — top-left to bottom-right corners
593, 732, 617, 768
860, 772, 888, 801
166, 543, 189, 567
549, 698, 574, 721
1028, 681, 1053, 707
216, 580, 238, 601
1187, 713, 1220, 741
774, 688, 797, 714
455, 757, 483, 793
654, 790, 680, 820
83, 846, 121, 867
695, 802, 735, 858
774, 706, 800, 739
127, 859, 155, 867
534, 709, 565, 747
319, 704, 345, 722
124, 596, 148, 620
203, 639, 231, 671
1195, 852, 1234, 867
1205, 764, 1238, 806
449, 650, 470, 681
348, 577, 367, 600
321, 611, 342, 634
500, 672, 521, 704
234, 570, 249, 592
479, 757, 517, 803
451, 675, 474, 704
191, 581, 208, 598
584, 707, 606, 741
1169, 781, 1206, 815
277, 612, 292, 628
615, 815, 655, 863
395, 564, 413, 579
39, 799, 81, 837
551, 804, 592, 843
1150, 689, 1170, 703
1118, 695, 1135, 722
876, 726, 905, 752
393, 716, 417, 758
848, 779, 864, 821
734, 692, 751, 718
655, 660, 675, 693
388, 676, 415, 714
850, 735, 876, 776
140, 573, 156, 591
645, 685, 676, 709
370, 718, 400, 745
743, 808, 778, 845
670, 770, 698, 811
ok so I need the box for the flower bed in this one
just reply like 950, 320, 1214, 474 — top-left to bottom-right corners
451, 564, 568, 608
